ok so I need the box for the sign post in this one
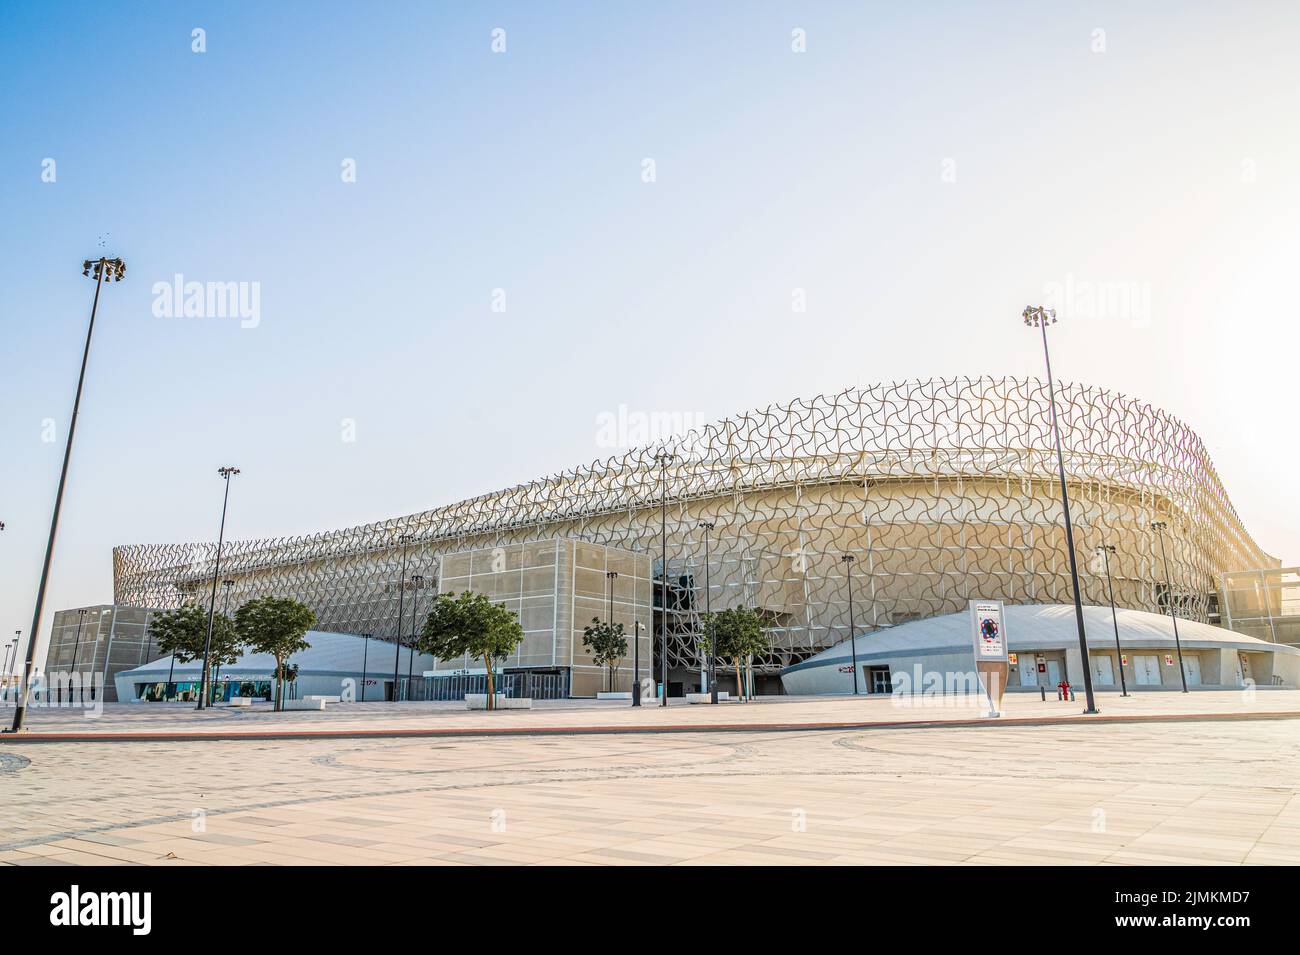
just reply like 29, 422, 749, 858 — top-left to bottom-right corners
969, 599, 1009, 717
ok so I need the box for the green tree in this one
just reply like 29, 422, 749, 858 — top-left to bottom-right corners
700, 606, 768, 702
150, 603, 242, 701
582, 617, 629, 692
417, 591, 524, 710
234, 597, 315, 711
148, 603, 209, 664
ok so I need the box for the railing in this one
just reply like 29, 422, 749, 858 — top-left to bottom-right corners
399, 670, 570, 701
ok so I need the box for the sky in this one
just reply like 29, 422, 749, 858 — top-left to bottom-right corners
2, 1, 1299, 668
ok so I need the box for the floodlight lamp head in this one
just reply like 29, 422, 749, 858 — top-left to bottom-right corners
1022, 305, 1057, 327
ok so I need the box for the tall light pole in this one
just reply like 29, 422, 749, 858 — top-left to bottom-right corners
392, 534, 413, 702
605, 570, 619, 693
631, 621, 643, 706
66, 608, 89, 704
1096, 545, 1128, 697
407, 574, 424, 699
1151, 521, 1189, 693
213, 580, 234, 697
198, 466, 239, 710
8, 632, 20, 690
655, 451, 674, 707
9, 257, 124, 733
841, 555, 860, 695
1023, 305, 1098, 715
699, 521, 718, 704
359, 633, 371, 703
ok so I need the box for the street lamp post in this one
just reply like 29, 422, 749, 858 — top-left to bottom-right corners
213, 580, 234, 698
359, 633, 371, 703
392, 534, 413, 702
842, 555, 860, 695
605, 571, 619, 694
1151, 521, 1189, 693
655, 451, 675, 707
407, 574, 424, 700
9, 257, 124, 734
198, 467, 239, 710
632, 621, 643, 706
1097, 545, 1129, 696
66, 608, 89, 704
1023, 305, 1098, 715
699, 521, 717, 704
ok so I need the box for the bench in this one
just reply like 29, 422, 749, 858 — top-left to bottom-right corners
302, 695, 341, 704
465, 694, 532, 710
595, 691, 632, 700
685, 692, 731, 703
226, 697, 253, 707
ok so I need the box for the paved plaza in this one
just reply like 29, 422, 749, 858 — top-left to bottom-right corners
1, 693, 1299, 865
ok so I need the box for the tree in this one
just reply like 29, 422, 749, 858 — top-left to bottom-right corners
148, 603, 209, 663
582, 617, 629, 692
700, 606, 768, 702
417, 591, 524, 711
234, 597, 315, 711
150, 603, 243, 701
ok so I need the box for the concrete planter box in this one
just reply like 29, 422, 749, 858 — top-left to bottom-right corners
226, 697, 253, 707
596, 691, 632, 700
465, 694, 532, 710
685, 692, 731, 704
283, 698, 326, 711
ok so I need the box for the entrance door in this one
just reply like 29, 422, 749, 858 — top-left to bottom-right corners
1238, 653, 1253, 685
1046, 660, 1061, 686
1092, 655, 1115, 686
1182, 655, 1202, 686
1134, 655, 1161, 686
868, 667, 893, 694
1019, 663, 1039, 688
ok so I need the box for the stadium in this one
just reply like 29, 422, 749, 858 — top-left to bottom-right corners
109, 377, 1277, 698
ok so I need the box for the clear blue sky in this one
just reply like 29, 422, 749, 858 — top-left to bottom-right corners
3, 1, 1299, 665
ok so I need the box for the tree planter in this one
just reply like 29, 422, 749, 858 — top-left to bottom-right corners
465, 694, 532, 710
283, 698, 326, 711
595, 691, 631, 700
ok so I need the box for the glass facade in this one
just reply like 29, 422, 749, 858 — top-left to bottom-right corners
436, 540, 653, 696
43, 605, 166, 702
1221, 567, 1300, 648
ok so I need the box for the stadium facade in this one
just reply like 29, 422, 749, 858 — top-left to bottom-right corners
112, 377, 1278, 697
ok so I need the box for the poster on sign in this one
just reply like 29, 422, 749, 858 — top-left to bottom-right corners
969, 599, 1009, 716
970, 600, 1008, 661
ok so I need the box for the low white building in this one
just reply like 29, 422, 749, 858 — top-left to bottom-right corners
114, 630, 434, 703
780, 603, 1300, 696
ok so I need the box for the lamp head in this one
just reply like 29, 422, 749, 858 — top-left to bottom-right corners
841, 554, 856, 564
218, 466, 240, 478
1151, 520, 1167, 531
1022, 305, 1057, 328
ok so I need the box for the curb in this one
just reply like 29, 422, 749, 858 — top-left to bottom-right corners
0, 709, 1296, 744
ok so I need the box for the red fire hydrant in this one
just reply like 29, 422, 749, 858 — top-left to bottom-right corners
1057, 680, 1071, 701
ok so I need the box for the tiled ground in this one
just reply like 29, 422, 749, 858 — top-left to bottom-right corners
2, 715, 1298, 865
7, 687, 1300, 737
